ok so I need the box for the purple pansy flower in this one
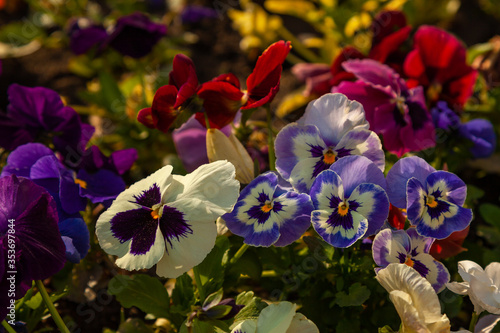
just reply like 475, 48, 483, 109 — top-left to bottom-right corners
67, 18, 108, 55
334, 59, 435, 157
386, 156, 472, 239
275, 93, 384, 193
107, 12, 167, 58
95, 161, 239, 278
372, 228, 450, 292
1, 143, 93, 262
459, 118, 496, 159
181, 5, 218, 24
431, 101, 461, 132
75, 146, 138, 175
0, 175, 66, 321
223, 172, 314, 247
0, 84, 94, 156
310, 156, 389, 248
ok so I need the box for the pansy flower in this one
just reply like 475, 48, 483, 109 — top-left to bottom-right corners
0, 175, 66, 321
138, 54, 198, 133
107, 12, 167, 59
67, 18, 108, 55
310, 156, 389, 248
0, 84, 94, 155
275, 93, 384, 193
223, 172, 313, 247
196, 40, 291, 129
404, 26, 478, 108
430, 226, 469, 260
1, 143, 96, 262
386, 156, 472, 239
95, 160, 239, 278
373, 228, 450, 292
334, 59, 435, 157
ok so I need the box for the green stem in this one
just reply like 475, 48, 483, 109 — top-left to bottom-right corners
204, 112, 211, 129
230, 243, 250, 265
193, 266, 206, 302
1, 320, 16, 333
266, 106, 276, 171
276, 26, 323, 63
469, 311, 480, 332
35, 280, 70, 333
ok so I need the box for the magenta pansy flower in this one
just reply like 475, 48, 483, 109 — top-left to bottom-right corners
334, 59, 436, 157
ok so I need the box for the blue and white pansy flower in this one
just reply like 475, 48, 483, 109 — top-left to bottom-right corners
223, 172, 313, 247
310, 156, 389, 248
96, 160, 239, 278
386, 156, 472, 239
231, 301, 319, 333
275, 93, 384, 193
372, 228, 450, 292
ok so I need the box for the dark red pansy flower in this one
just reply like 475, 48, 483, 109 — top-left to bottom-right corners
430, 225, 469, 260
387, 203, 406, 230
138, 54, 198, 132
369, 10, 411, 73
329, 46, 366, 87
404, 26, 478, 108
196, 41, 291, 129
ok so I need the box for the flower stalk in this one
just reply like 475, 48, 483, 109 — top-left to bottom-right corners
1, 320, 16, 333
35, 280, 70, 333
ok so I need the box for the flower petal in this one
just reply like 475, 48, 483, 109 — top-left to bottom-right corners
287, 313, 319, 333
297, 93, 368, 147
256, 301, 296, 333
310, 169, 344, 211
425, 171, 467, 206
348, 182, 389, 236
372, 229, 411, 267
334, 129, 385, 172
312, 209, 368, 248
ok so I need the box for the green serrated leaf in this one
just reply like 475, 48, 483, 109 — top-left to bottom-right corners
233, 294, 267, 324
235, 291, 255, 306
335, 283, 370, 307
108, 274, 169, 318
479, 203, 500, 229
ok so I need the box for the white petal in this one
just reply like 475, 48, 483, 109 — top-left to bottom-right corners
155, 221, 217, 278
388, 290, 431, 333
446, 282, 470, 295
286, 313, 319, 333
257, 302, 296, 333
114, 225, 166, 271
458, 260, 486, 283
485, 262, 500, 287
297, 93, 368, 146
165, 161, 239, 220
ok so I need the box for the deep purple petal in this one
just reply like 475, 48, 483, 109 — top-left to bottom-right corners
77, 169, 126, 203
406, 227, 434, 254
386, 156, 435, 208
312, 209, 368, 248
415, 201, 472, 239
459, 119, 496, 158
406, 177, 426, 224
329, 155, 387, 197
159, 205, 193, 250
0, 113, 35, 151
172, 115, 210, 172
342, 59, 406, 92
110, 148, 138, 174
310, 170, 344, 211
1, 143, 53, 178
58, 218, 90, 263
348, 182, 389, 236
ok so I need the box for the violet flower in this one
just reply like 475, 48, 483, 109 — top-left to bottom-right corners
0, 84, 94, 157
334, 59, 436, 157
0, 175, 66, 321
67, 18, 108, 55
107, 12, 167, 58
181, 5, 218, 24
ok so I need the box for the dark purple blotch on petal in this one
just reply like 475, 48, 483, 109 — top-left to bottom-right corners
160, 206, 193, 249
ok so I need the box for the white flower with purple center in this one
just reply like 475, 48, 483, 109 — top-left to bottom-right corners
310, 156, 389, 248
373, 228, 450, 292
96, 160, 239, 278
387, 156, 472, 239
275, 93, 384, 193
223, 172, 313, 247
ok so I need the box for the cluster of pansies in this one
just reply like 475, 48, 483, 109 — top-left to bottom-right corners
1, 3, 500, 333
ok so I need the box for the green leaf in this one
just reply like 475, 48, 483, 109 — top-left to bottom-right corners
202, 305, 232, 319
234, 292, 267, 323
303, 236, 335, 262
203, 289, 224, 310
335, 283, 371, 307
108, 274, 169, 318
466, 184, 485, 204
99, 71, 126, 114
171, 273, 195, 315
179, 319, 214, 333
25, 289, 66, 310
197, 236, 230, 292
229, 249, 262, 280
479, 203, 500, 229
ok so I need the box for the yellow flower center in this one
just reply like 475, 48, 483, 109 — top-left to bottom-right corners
427, 82, 443, 101
151, 208, 160, 219
426, 195, 438, 208
323, 149, 337, 165
74, 178, 87, 189
405, 255, 414, 267
338, 202, 349, 216
261, 201, 273, 213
